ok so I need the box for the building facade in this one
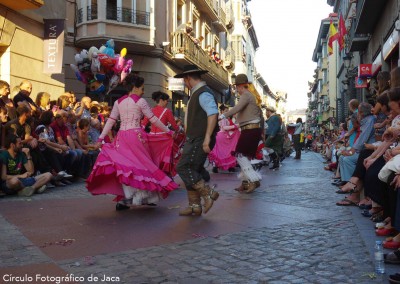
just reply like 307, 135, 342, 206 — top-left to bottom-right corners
0, 0, 66, 102
309, 13, 338, 132
0, 0, 278, 120
327, 0, 400, 124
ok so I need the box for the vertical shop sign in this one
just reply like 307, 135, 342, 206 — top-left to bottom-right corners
43, 19, 64, 74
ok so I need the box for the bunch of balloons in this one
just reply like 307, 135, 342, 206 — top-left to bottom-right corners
70, 39, 133, 95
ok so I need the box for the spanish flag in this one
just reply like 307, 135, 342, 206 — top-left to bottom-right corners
328, 21, 339, 56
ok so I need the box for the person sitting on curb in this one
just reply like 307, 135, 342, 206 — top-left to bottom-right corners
0, 134, 52, 197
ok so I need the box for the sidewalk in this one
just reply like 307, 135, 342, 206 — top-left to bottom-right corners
0, 151, 397, 283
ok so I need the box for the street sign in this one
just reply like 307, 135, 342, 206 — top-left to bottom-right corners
355, 77, 368, 88
358, 64, 372, 78
168, 77, 185, 91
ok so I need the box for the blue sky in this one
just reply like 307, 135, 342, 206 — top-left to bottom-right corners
247, 0, 333, 110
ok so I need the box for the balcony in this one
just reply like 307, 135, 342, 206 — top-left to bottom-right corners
224, 43, 236, 70
169, 32, 229, 90
193, 0, 227, 32
75, 5, 153, 53
77, 5, 149, 25
225, 3, 234, 29
353, 0, 388, 35
106, 6, 150, 25
1, 0, 43, 10
348, 0, 387, 51
348, 17, 370, 52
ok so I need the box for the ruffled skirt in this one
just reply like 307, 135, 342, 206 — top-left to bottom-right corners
86, 128, 178, 200
208, 130, 240, 170
147, 132, 175, 176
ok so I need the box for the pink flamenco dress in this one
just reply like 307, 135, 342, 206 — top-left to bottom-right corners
86, 94, 178, 205
208, 118, 240, 170
142, 105, 179, 177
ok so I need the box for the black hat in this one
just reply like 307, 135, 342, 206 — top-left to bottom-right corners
174, 65, 208, 78
233, 74, 251, 85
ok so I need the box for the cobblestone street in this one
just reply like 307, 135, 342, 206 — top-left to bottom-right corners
0, 152, 397, 283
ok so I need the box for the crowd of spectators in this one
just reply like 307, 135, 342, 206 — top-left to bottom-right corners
316, 67, 400, 265
0, 79, 111, 197
180, 22, 223, 66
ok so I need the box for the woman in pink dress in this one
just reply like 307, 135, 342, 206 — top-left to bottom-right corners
86, 75, 178, 210
142, 91, 179, 177
208, 104, 240, 173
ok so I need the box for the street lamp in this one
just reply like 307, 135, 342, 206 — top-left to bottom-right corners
342, 79, 349, 90
343, 53, 352, 69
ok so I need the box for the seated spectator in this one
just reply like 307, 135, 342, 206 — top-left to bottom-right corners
57, 94, 71, 110
35, 92, 51, 112
50, 110, 83, 177
62, 91, 77, 111
0, 80, 16, 120
89, 118, 101, 143
5, 105, 52, 175
5, 105, 37, 149
0, 106, 8, 148
35, 111, 75, 183
0, 134, 52, 196
76, 118, 100, 177
13, 80, 38, 111
324, 141, 345, 171
75, 96, 92, 120
336, 103, 375, 190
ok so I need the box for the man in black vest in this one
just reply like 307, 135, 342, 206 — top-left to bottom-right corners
175, 65, 219, 216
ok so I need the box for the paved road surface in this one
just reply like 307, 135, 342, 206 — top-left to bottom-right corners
0, 151, 397, 283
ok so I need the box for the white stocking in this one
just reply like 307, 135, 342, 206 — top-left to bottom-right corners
236, 155, 261, 182
146, 191, 161, 204
122, 184, 135, 199
131, 189, 145, 205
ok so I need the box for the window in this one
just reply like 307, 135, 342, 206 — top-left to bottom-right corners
87, 0, 98, 21
322, 42, 327, 58
177, 3, 183, 27
193, 17, 198, 38
323, 70, 328, 85
204, 24, 211, 48
242, 37, 247, 63
106, 0, 117, 21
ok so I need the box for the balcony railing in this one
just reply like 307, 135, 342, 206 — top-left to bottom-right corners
77, 5, 98, 23
170, 32, 228, 85
219, 9, 226, 26
224, 44, 236, 69
201, 0, 226, 29
77, 8, 83, 23
107, 7, 150, 26
88, 4, 98, 21
77, 5, 149, 26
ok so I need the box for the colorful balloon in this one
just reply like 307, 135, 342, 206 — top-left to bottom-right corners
71, 39, 133, 96
70, 64, 88, 84
121, 59, 133, 82
103, 39, 115, 57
